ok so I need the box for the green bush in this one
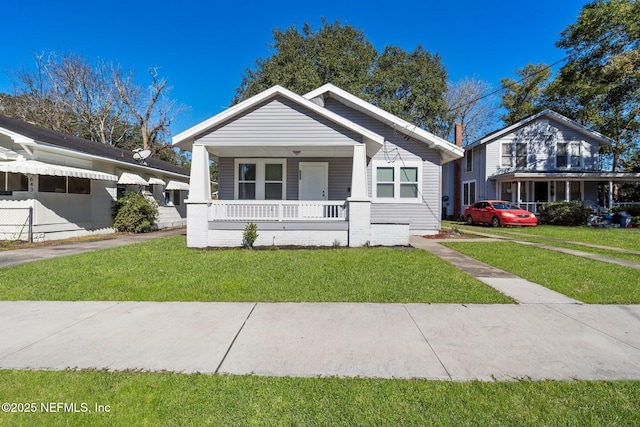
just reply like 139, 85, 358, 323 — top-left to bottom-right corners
611, 204, 640, 217
243, 222, 259, 248
113, 192, 158, 233
537, 201, 590, 226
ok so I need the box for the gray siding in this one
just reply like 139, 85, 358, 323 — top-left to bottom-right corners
324, 98, 443, 232
217, 157, 352, 201
196, 96, 361, 146
484, 117, 602, 176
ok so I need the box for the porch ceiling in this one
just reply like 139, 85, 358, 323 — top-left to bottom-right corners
205, 144, 361, 159
491, 171, 640, 182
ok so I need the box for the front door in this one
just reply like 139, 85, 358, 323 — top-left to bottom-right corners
299, 162, 328, 200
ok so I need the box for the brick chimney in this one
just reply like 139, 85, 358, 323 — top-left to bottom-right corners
453, 123, 463, 219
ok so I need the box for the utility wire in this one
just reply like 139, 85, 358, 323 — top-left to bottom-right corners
446, 55, 573, 114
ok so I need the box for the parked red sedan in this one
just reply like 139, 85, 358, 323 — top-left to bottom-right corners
464, 200, 538, 227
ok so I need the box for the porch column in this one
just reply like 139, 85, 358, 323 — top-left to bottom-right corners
565, 181, 570, 202
185, 144, 212, 248
348, 143, 371, 247
516, 180, 521, 206
609, 180, 614, 208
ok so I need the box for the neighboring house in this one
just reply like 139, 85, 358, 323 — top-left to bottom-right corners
173, 84, 463, 248
0, 115, 190, 241
442, 109, 640, 218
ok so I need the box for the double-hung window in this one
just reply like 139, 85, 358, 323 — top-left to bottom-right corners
465, 149, 473, 172
373, 161, 421, 202
556, 142, 581, 168
235, 159, 286, 200
515, 143, 527, 168
501, 142, 527, 168
501, 143, 513, 167
463, 180, 476, 206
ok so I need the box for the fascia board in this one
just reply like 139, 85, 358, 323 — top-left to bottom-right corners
305, 84, 461, 158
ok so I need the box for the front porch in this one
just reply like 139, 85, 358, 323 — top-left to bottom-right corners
492, 171, 640, 214
185, 140, 411, 247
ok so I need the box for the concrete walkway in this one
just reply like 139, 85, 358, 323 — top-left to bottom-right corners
1, 230, 639, 380
409, 236, 580, 304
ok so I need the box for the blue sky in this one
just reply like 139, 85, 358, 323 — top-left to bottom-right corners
1, 0, 589, 136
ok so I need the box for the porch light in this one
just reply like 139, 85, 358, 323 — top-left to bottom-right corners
292, 150, 301, 155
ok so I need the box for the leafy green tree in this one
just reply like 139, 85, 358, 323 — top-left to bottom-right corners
546, 0, 640, 171
499, 63, 552, 125
366, 45, 451, 136
235, 19, 451, 136
234, 19, 377, 102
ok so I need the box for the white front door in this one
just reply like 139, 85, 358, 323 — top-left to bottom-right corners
299, 162, 328, 200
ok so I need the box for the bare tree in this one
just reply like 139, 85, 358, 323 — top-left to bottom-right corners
113, 67, 184, 154
5, 52, 131, 145
446, 77, 500, 145
2, 52, 186, 165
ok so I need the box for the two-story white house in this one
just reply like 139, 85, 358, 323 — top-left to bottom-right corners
443, 110, 640, 217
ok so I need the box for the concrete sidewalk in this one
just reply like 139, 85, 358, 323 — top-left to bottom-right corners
1, 301, 639, 380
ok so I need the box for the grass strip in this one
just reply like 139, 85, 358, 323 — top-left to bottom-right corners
0, 235, 510, 303
444, 241, 640, 304
444, 221, 640, 252
0, 370, 638, 426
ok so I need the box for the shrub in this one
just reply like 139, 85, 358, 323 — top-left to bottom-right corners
537, 201, 590, 226
611, 204, 640, 217
243, 222, 258, 248
113, 192, 158, 233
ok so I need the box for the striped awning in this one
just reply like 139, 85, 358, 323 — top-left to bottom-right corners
165, 180, 189, 191
0, 160, 117, 181
148, 177, 166, 185
118, 172, 148, 185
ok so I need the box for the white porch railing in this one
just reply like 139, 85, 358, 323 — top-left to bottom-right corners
209, 200, 347, 222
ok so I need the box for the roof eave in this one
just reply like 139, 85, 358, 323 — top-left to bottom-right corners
173, 85, 385, 151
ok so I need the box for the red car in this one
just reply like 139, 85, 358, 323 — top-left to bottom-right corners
464, 200, 538, 227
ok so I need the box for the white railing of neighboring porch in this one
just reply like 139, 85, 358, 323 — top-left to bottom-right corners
209, 200, 347, 222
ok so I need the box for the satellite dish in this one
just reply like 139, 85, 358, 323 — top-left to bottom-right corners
133, 149, 151, 164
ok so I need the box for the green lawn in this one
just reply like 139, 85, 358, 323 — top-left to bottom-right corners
0, 370, 638, 426
445, 221, 640, 252
444, 241, 640, 304
0, 235, 510, 303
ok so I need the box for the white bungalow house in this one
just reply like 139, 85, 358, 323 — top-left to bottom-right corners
442, 109, 640, 218
173, 83, 463, 248
0, 115, 190, 241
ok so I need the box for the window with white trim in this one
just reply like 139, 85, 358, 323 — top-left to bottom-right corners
372, 161, 422, 202
501, 143, 512, 167
234, 159, 286, 200
556, 142, 581, 168
465, 149, 473, 172
515, 142, 527, 168
463, 180, 476, 206
501, 142, 527, 168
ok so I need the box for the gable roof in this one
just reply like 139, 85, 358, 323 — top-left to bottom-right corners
304, 84, 464, 163
172, 85, 385, 153
466, 109, 616, 150
0, 115, 189, 177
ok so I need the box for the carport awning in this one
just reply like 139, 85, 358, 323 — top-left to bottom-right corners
0, 160, 118, 181
165, 180, 189, 191
118, 172, 148, 185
